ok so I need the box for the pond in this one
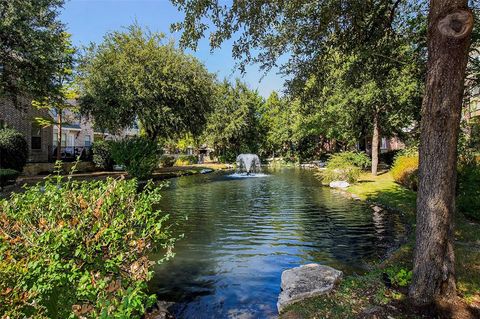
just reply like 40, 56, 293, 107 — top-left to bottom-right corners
149, 168, 406, 319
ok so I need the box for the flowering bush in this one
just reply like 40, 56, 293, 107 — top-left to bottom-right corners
0, 171, 175, 318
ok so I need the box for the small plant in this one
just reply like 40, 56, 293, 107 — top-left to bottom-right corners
0, 172, 175, 318
110, 137, 161, 180
92, 139, 115, 170
0, 128, 29, 172
385, 267, 413, 288
391, 154, 419, 191
0, 168, 19, 188
174, 155, 197, 166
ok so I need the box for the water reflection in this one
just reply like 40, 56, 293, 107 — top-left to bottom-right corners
149, 168, 405, 318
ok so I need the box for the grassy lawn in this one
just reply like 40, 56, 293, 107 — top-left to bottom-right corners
281, 171, 480, 319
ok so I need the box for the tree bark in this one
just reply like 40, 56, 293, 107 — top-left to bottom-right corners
409, 0, 473, 305
371, 110, 380, 176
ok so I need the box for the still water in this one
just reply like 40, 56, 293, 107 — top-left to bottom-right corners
149, 168, 405, 319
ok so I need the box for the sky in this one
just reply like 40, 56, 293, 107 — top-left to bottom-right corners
60, 0, 285, 98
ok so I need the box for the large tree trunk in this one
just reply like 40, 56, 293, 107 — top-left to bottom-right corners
409, 0, 473, 305
371, 110, 380, 176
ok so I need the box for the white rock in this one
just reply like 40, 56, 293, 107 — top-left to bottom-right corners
371, 205, 383, 213
277, 264, 343, 313
329, 181, 350, 188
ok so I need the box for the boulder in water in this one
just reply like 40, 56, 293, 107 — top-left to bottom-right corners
277, 264, 343, 313
329, 181, 350, 188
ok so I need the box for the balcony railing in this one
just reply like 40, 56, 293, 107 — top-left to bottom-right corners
48, 146, 93, 162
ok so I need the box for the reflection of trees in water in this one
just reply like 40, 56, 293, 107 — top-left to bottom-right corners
149, 169, 405, 318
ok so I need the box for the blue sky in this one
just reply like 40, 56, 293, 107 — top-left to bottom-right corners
60, 0, 285, 98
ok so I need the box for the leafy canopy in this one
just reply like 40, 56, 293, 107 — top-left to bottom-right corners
203, 79, 265, 161
78, 25, 216, 140
0, 0, 68, 104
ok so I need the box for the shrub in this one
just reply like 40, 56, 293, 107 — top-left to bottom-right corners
326, 151, 371, 169
174, 155, 197, 166
110, 137, 161, 180
159, 155, 176, 168
391, 154, 419, 191
319, 166, 362, 184
0, 128, 28, 172
92, 140, 114, 170
0, 169, 19, 188
457, 163, 480, 220
0, 173, 175, 318
317, 151, 370, 184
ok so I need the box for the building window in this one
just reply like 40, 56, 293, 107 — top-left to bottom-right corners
85, 135, 91, 147
31, 123, 42, 150
381, 137, 388, 150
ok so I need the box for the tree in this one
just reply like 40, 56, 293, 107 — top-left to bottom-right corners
203, 79, 264, 162
409, 0, 474, 304
32, 33, 77, 160
0, 0, 67, 104
259, 92, 294, 158
170, 0, 475, 304
78, 25, 215, 141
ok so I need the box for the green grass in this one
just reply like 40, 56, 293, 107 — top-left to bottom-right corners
281, 171, 480, 318
348, 172, 416, 217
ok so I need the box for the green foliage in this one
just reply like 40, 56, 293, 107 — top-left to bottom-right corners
385, 267, 413, 288
110, 137, 161, 180
0, 169, 19, 188
174, 155, 197, 166
78, 24, 215, 140
172, 1, 424, 167
203, 80, 265, 162
319, 166, 361, 184
457, 163, 480, 221
318, 152, 370, 184
0, 173, 175, 318
159, 155, 176, 168
0, 128, 28, 172
92, 140, 115, 171
0, 0, 70, 102
391, 154, 419, 191
259, 91, 294, 158
326, 151, 371, 169
458, 119, 480, 166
